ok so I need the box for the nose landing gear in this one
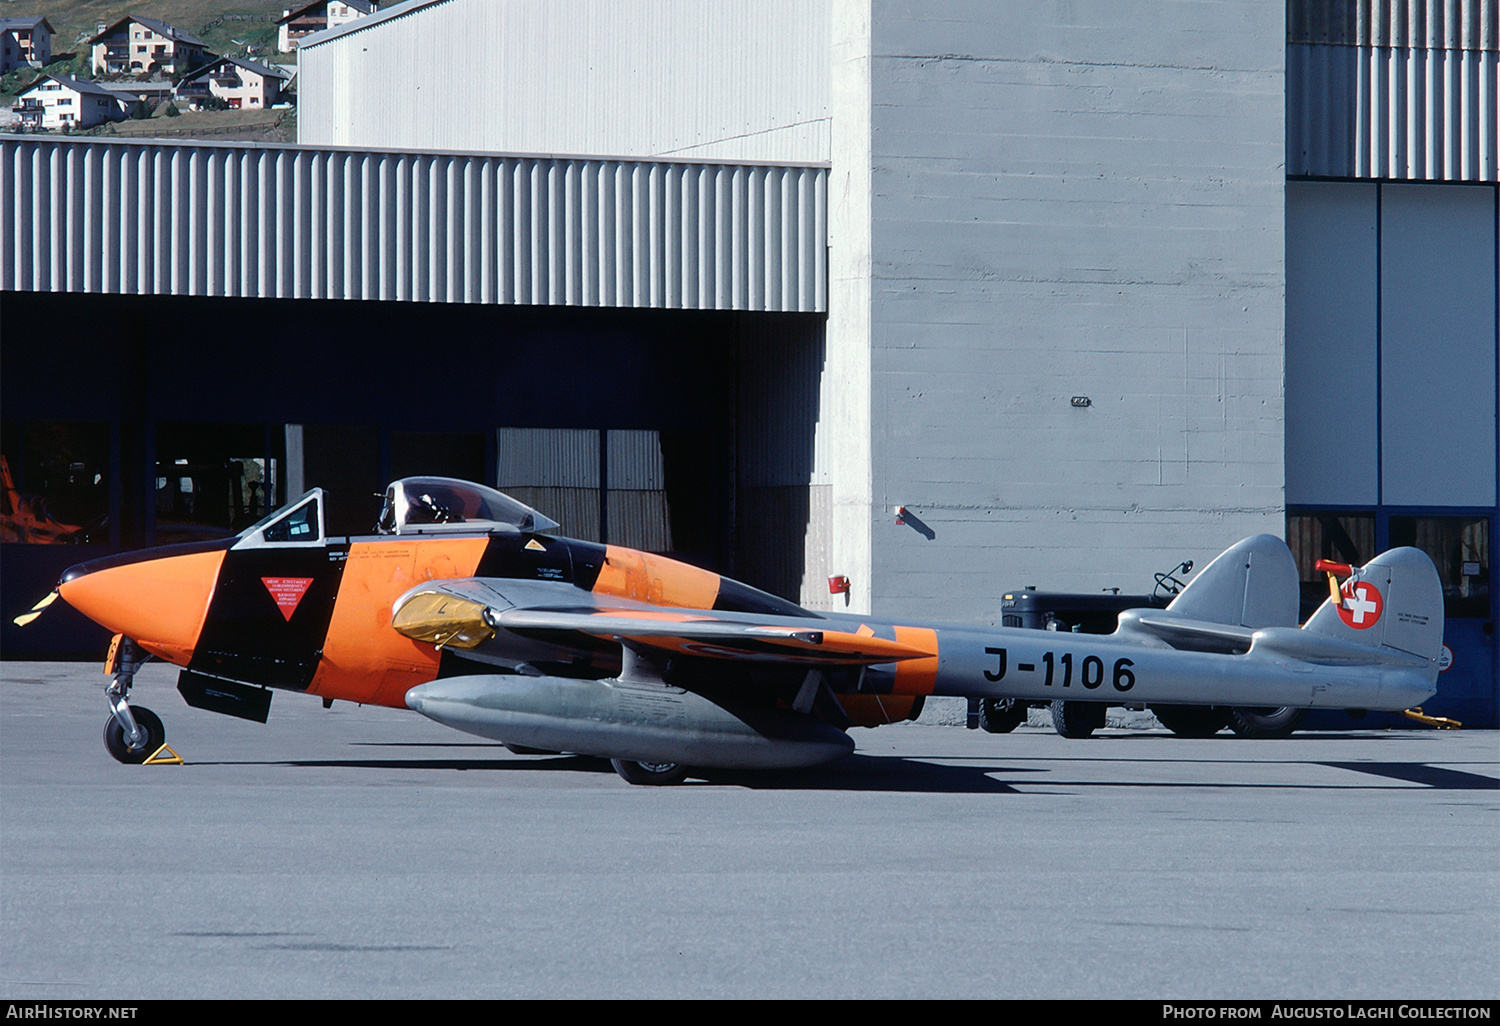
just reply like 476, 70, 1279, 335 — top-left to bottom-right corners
102, 636, 179, 764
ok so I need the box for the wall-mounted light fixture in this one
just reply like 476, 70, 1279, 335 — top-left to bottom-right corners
1070, 396, 1092, 408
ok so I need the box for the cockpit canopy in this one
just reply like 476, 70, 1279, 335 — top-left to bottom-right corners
376, 477, 560, 536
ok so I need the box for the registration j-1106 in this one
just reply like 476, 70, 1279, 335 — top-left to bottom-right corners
983, 647, 1137, 692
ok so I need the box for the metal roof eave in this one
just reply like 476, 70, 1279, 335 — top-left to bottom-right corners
296, 0, 454, 51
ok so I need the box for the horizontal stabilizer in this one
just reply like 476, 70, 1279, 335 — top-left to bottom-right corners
1126, 613, 1255, 651
1249, 626, 1430, 669
1116, 535, 1298, 652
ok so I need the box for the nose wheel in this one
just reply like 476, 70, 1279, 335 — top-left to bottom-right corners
102, 636, 173, 764
104, 705, 165, 764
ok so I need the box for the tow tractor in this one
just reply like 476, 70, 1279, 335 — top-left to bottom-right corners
967, 557, 1307, 739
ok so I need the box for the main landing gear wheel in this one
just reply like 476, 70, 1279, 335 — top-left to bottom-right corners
1050, 700, 1105, 739
610, 758, 689, 786
1152, 704, 1230, 738
103, 705, 165, 764
977, 697, 1027, 734
1227, 707, 1307, 739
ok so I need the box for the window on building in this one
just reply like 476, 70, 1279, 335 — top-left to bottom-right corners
154, 424, 281, 545
1389, 516, 1490, 620
1287, 511, 1377, 621
1, 420, 109, 545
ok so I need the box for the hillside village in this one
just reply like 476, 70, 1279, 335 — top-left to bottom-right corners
0, 3, 379, 141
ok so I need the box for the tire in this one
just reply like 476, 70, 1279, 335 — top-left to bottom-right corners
978, 698, 1027, 734
1227, 706, 1307, 739
1050, 700, 1104, 739
1151, 704, 1230, 738
610, 758, 689, 786
103, 706, 165, 764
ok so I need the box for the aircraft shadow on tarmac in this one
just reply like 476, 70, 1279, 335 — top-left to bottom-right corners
191, 742, 1500, 793
231, 748, 1034, 793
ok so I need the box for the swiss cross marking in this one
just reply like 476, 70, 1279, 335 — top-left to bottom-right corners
1337, 579, 1383, 630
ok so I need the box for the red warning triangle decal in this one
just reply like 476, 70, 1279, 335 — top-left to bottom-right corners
262, 577, 314, 621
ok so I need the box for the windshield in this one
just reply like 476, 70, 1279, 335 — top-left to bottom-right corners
376, 477, 560, 535
231, 489, 325, 549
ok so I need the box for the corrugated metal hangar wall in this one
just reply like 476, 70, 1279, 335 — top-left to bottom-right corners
1, 141, 826, 312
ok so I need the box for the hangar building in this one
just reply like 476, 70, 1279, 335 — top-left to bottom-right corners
3, 0, 1495, 724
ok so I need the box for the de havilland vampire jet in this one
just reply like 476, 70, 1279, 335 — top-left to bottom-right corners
18, 477, 1445, 784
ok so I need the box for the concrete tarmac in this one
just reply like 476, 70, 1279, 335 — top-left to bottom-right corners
2, 661, 1496, 1000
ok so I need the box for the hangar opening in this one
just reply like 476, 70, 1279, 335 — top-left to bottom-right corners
1, 289, 826, 656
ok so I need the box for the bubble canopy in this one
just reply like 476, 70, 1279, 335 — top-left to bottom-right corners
377, 477, 560, 535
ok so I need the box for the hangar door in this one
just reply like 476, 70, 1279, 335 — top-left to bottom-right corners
1285, 181, 1497, 726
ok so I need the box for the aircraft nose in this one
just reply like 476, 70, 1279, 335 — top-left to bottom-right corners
58, 548, 226, 666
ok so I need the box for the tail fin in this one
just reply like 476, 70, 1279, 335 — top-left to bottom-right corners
1165, 534, 1299, 628
1303, 547, 1445, 668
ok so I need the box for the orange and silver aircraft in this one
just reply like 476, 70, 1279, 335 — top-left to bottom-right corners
17, 477, 1446, 784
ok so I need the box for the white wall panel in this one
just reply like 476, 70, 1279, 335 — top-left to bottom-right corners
1285, 181, 1380, 505
297, 0, 830, 164
1, 138, 826, 313
1380, 183, 1497, 506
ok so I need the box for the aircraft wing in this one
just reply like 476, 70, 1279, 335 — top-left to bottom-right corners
390, 581, 936, 666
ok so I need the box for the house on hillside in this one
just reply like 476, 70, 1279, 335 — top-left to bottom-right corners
176, 56, 290, 110
278, 1, 380, 52
0, 17, 53, 74
90, 16, 209, 77
11, 75, 128, 130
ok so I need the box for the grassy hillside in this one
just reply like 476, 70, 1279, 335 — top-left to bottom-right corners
91, 103, 296, 143
1, 1, 295, 101
2, 1, 301, 136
